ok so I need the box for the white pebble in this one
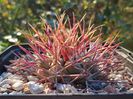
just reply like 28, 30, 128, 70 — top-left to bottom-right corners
8, 74, 23, 80
114, 74, 123, 81
9, 91, 24, 95
0, 87, 8, 92
27, 76, 39, 81
27, 81, 36, 85
128, 88, 133, 93
56, 84, 78, 93
9, 91, 18, 95
11, 79, 23, 84
0, 76, 3, 82
109, 73, 116, 78
12, 82, 24, 91
0, 79, 13, 86
1, 72, 12, 79
2, 92, 8, 95
2, 84, 11, 89
28, 81, 44, 94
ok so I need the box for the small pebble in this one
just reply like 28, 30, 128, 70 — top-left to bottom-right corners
128, 88, 133, 93
2, 92, 8, 95
2, 84, 11, 89
109, 73, 116, 78
0, 76, 3, 82
1, 72, 12, 79
44, 87, 52, 94
23, 84, 30, 94
114, 74, 123, 81
56, 84, 78, 93
28, 81, 44, 94
9, 91, 24, 95
104, 85, 118, 93
0, 79, 13, 86
11, 79, 23, 84
27, 76, 39, 82
8, 74, 23, 80
0, 87, 8, 92
12, 82, 24, 91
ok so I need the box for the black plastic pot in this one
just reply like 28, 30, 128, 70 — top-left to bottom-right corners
0, 94, 133, 99
0, 44, 31, 75
0, 44, 133, 99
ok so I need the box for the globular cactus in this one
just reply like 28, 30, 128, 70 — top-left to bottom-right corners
8, 14, 121, 88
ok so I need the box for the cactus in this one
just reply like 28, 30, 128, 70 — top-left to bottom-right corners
8, 14, 122, 90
